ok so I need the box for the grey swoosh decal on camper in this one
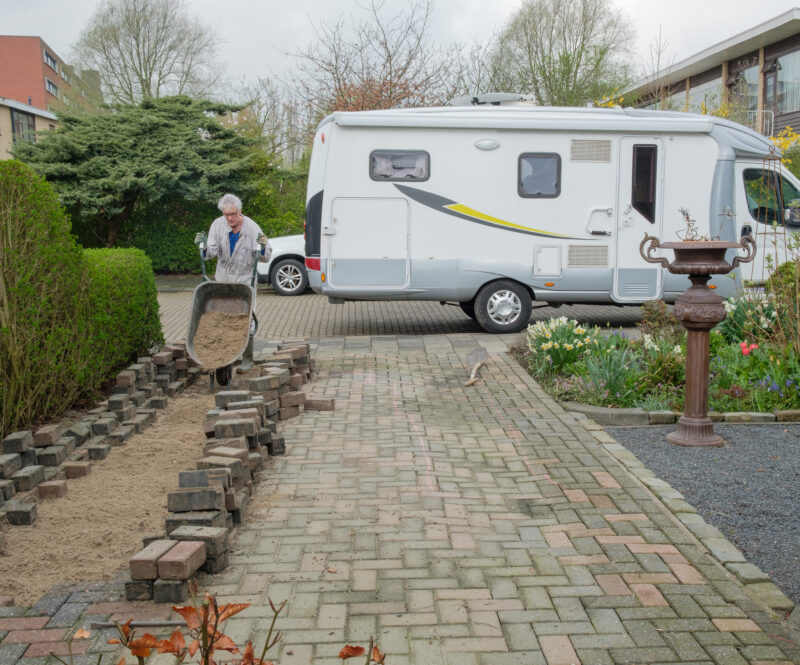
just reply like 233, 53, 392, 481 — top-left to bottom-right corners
394, 184, 580, 239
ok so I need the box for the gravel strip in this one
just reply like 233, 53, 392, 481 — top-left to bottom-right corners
607, 423, 800, 606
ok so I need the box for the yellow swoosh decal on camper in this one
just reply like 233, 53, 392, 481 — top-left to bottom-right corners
444, 203, 573, 238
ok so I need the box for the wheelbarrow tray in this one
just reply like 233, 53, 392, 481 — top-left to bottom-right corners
186, 281, 254, 368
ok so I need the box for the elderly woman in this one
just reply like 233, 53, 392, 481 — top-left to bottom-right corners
196, 193, 271, 283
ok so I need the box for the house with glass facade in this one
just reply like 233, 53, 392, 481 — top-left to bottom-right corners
0, 96, 57, 159
626, 8, 800, 137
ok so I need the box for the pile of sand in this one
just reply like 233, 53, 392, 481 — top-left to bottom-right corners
192, 311, 249, 369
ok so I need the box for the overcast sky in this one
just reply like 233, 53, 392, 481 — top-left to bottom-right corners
4, 0, 799, 92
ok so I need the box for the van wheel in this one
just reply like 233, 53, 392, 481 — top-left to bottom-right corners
474, 280, 532, 334
459, 301, 476, 319
271, 258, 308, 296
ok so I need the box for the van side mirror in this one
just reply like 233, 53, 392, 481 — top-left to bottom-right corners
741, 224, 752, 237
785, 207, 800, 227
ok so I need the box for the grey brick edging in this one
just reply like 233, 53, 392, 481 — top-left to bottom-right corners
571, 411, 797, 625
561, 400, 800, 426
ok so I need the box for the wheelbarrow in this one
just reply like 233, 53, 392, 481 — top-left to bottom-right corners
186, 237, 262, 388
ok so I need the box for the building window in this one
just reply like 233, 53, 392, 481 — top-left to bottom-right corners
775, 51, 800, 114
687, 77, 722, 113
518, 153, 561, 198
45, 78, 59, 96
61, 69, 70, 83
369, 150, 430, 181
44, 51, 57, 70
632, 145, 658, 223
730, 64, 759, 113
10, 109, 36, 144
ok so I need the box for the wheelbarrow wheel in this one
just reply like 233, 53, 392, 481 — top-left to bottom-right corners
215, 363, 232, 387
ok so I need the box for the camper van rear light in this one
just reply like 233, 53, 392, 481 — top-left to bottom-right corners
321, 272, 326, 282
306, 257, 321, 271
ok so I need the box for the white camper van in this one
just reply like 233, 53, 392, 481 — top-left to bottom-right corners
303, 105, 798, 333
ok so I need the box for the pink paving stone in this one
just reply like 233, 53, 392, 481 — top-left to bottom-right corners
595, 574, 633, 596
3, 629, 67, 643
669, 563, 707, 585
590, 495, 615, 508
0, 617, 51, 630
604, 513, 649, 522
451, 532, 476, 549
544, 532, 573, 549
596, 535, 646, 544
539, 635, 581, 665
129, 539, 178, 580
157, 540, 206, 580
38, 480, 68, 499
591, 471, 621, 489
627, 543, 680, 554
563, 489, 589, 503
659, 552, 689, 564
712, 618, 762, 632
629, 583, 669, 607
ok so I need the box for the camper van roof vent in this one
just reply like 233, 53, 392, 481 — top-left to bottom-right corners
568, 245, 608, 268
570, 140, 611, 162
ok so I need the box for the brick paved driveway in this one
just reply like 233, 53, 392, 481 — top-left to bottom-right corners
189, 336, 796, 665
157, 289, 644, 342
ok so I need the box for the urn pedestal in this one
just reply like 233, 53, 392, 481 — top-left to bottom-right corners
640, 235, 756, 447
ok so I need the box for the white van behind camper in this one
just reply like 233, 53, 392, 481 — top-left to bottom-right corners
302, 106, 797, 333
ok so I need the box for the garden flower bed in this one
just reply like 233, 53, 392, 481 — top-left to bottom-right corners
521, 293, 800, 415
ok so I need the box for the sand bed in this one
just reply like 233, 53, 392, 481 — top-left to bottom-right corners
0, 386, 216, 606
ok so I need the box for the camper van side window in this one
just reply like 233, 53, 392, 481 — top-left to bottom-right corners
370, 150, 430, 181
518, 153, 560, 198
632, 145, 657, 223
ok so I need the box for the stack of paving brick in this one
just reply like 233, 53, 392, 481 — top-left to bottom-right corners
125, 522, 228, 603
0, 344, 199, 528
252, 341, 334, 418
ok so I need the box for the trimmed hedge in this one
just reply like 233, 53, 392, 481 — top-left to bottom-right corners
0, 161, 163, 437
83, 249, 164, 384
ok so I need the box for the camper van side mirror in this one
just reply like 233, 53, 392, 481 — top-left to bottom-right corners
785, 207, 800, 227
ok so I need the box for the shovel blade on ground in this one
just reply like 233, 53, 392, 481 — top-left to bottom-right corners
466, 347, 488, 366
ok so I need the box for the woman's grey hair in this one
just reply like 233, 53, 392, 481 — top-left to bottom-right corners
217, 193, 242, 212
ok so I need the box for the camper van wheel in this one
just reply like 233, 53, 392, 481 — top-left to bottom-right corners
474, 280, 532, 334
459, 301, 476, 319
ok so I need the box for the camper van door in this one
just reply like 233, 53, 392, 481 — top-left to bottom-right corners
327, 197, 410, 288
613, 137, 664, 301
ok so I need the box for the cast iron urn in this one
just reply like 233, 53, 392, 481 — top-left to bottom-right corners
639, 233, 756, 447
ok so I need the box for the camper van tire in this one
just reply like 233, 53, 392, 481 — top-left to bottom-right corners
473, 280, 532, 334
459, 301, 476, 320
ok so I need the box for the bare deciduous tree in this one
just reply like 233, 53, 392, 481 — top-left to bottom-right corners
291, 0, 461, 116
74, 0, 220, 104
640, 27, 677, 109
488, 0, 635, 106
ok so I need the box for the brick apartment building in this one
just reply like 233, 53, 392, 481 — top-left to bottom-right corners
0, 35, 101, 114
626, 8, 800, 136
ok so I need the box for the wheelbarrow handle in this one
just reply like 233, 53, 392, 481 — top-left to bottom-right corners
199, 245, 212, 282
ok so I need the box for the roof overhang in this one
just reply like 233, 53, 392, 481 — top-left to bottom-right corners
627, 8, 800, 98
0, 96, 58, 120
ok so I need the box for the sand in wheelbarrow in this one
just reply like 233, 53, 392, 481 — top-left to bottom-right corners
193, 311, 249, 369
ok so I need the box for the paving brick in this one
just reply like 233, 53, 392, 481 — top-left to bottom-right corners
33, 425, 62, 448
168, 486, 225, 512
305, 397, 335, 411
5, 500, 36, 525
152, 351, 173, 366
38, 480, 67, 500
168, 525, 229, 557
63, 462, 91, 479
35, 446, 67, 467
158, 541, 206, 579
129, 539, 178, 579
279, 391, 306, 408
197, 456, 243, 480
165, 510, 226, 533
215, 391, 251, 408
11, 465, 44, 492
1, 431, 33, 455
279, 406, 301, 420
538, 635, 580, 665
711, 618, 761, 632
87, 442, 111, 460
0, 454, 22, 479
